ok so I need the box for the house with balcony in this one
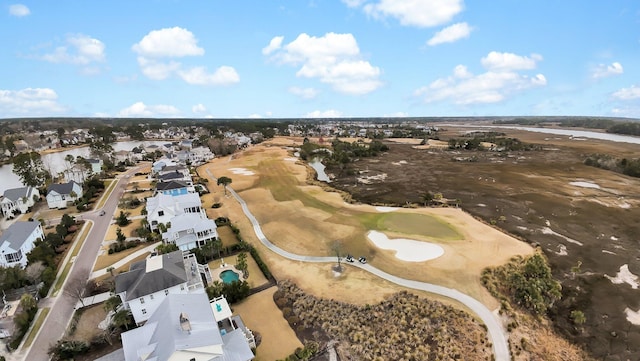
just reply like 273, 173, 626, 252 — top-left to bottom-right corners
0, 221, 45, 268
1, 186, 40, 218
115, 250, 210, 325
155, 180, 195, 197
46, 181, 83, 209
121, 292, 254, 361
145, 193, 205, 232
161, 214, 218, 251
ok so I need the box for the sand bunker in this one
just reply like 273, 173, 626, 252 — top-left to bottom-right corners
375, 206, 399, 212
229, 167, 255, 176
605, 264, 639, 289
570, 181, 600, 189
367, 230, 444, 262
624, 308, 640, 325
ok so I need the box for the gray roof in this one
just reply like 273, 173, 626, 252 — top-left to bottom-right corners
122, 293, 253, 361
158, 171, 184, 181
2, 187, 32, 202
0, 221, 41, 251
47, 181, 79, 195
115, 251, 187, 301
156, 180, 189, 191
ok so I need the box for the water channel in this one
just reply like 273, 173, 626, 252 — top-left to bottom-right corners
0, 140, 168, 195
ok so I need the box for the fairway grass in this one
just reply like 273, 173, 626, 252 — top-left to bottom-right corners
358, 212, 463, 240
200, 141, 533, 309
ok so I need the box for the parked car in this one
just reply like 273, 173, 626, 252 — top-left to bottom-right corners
99, 210, 105, 216
358, 256, 367, 264
345, 254, 354, 263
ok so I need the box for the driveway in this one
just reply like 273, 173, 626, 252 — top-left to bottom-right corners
220, 174, 511, 361
21, 165, 144, 361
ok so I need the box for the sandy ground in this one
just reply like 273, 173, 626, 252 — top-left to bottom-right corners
197, 142, 533, 309
233, 287, 303, 361
366, 230, 444, 262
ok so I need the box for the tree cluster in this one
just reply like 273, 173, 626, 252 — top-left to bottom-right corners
482, 253, 562, 316
584, 153, 640, 178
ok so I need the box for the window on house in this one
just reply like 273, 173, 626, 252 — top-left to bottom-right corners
165, 290, 169, 295
142, 309, 147, 315
158, 210, 164, 216
150, 294, 154, 300
180, 285, 184, 291
139, 297, 145, 304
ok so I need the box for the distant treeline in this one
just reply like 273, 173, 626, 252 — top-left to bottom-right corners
493, 117, 640, 136
448, 133, 542, 151
584, 154, 640, 178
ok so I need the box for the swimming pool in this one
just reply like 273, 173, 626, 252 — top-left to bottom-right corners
220, 269, 240, 284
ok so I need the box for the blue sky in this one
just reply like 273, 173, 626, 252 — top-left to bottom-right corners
1, 0, 639, 119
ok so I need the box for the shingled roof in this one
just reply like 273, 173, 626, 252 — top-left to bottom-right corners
155, 180, 189, 191
115, 251, 187, 301
46, 181, 79, 195
0, 221, 41, 251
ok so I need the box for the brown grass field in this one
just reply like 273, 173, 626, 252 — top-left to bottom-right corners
233, 287, 303, 361
198, 143, 533, 309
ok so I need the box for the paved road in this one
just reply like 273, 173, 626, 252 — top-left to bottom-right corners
23, 166, 144, 361
216, 171, 511, 361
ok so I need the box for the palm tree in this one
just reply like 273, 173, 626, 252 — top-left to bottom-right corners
420, 191, 433, 206
112, 309, 132, 330
217, 176, 232, 196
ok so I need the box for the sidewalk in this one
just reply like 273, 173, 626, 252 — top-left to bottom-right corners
75, 291, 112, 310
89, 242, 161, 279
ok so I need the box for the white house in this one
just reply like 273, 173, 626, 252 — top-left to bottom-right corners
0, 221, 45, 268
46, 181, 83, 209
121, 293, 254, 361
161, 214, 218, 251
1, 186, 40, 218
115, 251, 208, 325
86, 158, 103, 174
145, 193, 205, 232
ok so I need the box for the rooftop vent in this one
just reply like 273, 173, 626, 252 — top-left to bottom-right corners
179, 312, 191, 332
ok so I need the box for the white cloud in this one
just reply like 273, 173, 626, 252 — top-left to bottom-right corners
0, 87, 66, 116
192, 104, 207, 114
415, 51, 546, 105
266, 32, 382, 95
132, 27, 204, 58
612, 85, 640, 100
178, 66, 239, 85
247, 113, 263, 119
363, 0, 463, 28
136, 57, 180, 80
9, 4, 30, 17
117, 102, 180, 117
592, 62, 623, 79
342, 0, 366, 8
262, 36, 284, 55
427, 22, 472, 46
289, 86, 319, 99
42, 34, 106, 68
304, 109, 344, 118
132, 27, 238, 86
481, 51, 542, 71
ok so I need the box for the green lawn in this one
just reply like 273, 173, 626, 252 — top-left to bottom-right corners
22, 307, 50, 348
356, 212, 463, 240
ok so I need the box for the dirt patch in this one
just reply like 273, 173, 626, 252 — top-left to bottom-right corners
325, 128, 640, 359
